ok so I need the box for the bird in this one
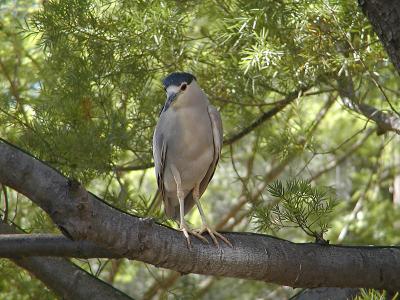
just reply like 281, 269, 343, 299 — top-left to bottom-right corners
153, 72, 231, 248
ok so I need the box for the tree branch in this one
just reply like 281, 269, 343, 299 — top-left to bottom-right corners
0, 223, 132, 300
337, 74, 400, 135
224, 88, 308, 145
115, 87, 308, 172
0, 233, 120, 258
310, 127, 375, 181
1, 139, 400, 289
1, 232, 400, 290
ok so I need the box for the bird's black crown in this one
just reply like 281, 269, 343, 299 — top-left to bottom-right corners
162, 72, 197, 89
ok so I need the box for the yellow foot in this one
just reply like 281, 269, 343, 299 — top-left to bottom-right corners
180, 225, 209, 249
195, 226, 233, 248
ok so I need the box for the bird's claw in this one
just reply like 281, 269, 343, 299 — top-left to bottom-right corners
181, 226, 192, 248
180, 225, 209, 249
195, 226, 233, 248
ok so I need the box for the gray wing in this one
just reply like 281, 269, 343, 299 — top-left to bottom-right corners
152, 122, 168, 211
200, 104, 223, 192
182, 105, 223, 214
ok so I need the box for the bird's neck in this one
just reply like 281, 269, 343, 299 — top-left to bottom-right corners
173, 88, 209, 110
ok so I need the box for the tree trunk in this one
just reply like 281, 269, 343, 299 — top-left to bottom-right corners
358, 0, 400, 75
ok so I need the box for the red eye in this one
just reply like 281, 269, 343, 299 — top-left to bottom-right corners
181, 83, 187, 91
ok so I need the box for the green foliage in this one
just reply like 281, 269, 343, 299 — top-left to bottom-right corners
21, 0, 192, 181
0, 260, 55, 300
253, 179, 336, 241
336, 192, 400, 245
1, 0, 400, 299
355, 289, 399, 300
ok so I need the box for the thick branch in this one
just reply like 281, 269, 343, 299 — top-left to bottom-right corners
1, 232, 400, 290
1, 140, 400, 289
0, 223, 131, 300
0, 233, 120, 258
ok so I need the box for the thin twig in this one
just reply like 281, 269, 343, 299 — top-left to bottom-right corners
310, 127, 376, 181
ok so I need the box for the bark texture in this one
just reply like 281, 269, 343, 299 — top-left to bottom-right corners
0, 233, 120, 258
0, 223, 132, 300
359, 0, 400, 75
14, 258, 132, 300
1, 140, 400, 289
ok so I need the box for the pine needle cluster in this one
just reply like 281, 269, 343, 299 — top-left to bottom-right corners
253, 179, 336, 242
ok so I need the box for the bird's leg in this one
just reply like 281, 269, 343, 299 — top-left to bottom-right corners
176, 188, 192, 247
171, 165, 208, 248
193, 184, 233, 248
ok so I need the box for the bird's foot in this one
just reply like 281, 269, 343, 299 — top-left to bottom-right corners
195, 226, 233, 248
180, 224, 209, 249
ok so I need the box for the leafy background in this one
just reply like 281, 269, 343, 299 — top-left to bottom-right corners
0, 0, 399, 299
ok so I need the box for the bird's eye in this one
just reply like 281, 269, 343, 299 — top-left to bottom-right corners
181, 83, 187, 91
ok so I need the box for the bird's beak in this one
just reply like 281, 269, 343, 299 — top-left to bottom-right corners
167, 91, 178, 104
161, 91, 179, 113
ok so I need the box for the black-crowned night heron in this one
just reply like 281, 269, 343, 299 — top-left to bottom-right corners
153, 72, 231, 248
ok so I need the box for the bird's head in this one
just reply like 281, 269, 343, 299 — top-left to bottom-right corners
161, 72, 203, 112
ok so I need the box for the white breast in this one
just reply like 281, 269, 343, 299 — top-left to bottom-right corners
162, 105, 214, 193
